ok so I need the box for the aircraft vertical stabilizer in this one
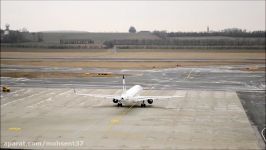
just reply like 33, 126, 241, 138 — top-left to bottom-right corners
123, 75, 126, 93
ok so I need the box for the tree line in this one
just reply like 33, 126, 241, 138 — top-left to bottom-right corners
1, 29, 43, 43
104, 38, 265, 48
153, 30, 266, 39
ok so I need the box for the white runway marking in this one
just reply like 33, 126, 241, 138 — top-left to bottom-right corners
1, 90, 47, 107
27, 97, 53, 108
185, 69, 193, 79
58, 89, 73, 96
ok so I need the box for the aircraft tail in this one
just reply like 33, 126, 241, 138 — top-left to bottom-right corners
122, 75, 126, 93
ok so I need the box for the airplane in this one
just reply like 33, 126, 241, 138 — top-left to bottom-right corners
74, 75, 183, 107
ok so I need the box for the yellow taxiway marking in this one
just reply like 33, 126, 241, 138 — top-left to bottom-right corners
107, 103, 136, 130
105, 104, 146, 140
121, 103, 136, 115
8, 128, 21, 131
111, 118, 120, 124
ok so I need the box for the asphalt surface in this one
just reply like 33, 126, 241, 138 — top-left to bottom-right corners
237, 91, 266, 142
1, 64, 265, 149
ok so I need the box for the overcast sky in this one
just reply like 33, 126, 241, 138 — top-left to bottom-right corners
1, 1, 265, 32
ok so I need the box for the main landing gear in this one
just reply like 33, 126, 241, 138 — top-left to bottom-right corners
141, 101, 146, 107
117, 103, 123, 107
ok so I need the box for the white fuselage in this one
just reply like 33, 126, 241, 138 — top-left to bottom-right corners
121, 85, 143, 102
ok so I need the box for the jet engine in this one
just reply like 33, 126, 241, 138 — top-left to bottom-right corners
113, 99, 118, 103
147, 99, 153, 104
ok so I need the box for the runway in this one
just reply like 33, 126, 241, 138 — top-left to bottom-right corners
1, 64, 265, 91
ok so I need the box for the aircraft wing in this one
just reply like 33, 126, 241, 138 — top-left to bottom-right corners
133, 95, 184, 101
73, 89, 120, 99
